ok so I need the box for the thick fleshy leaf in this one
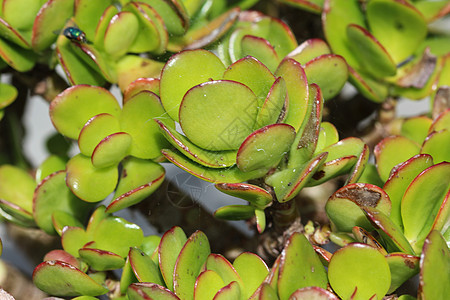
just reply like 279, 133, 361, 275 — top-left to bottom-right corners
315, 122, 339, 153
288, 287, 339, 300
44, 249, 81, 270
386, 253, 419, 294
103, 12, 139, 57
275, 58, 309, 131
383, 154, 433, 229
124, 78, 160, 102
304, 54, 348, 100
78, 113, 120, 156
402, 162, 450, 253
128, 283, 180, 300
277, 233, 327, 300
50, 85, 121, 140
430, 109, 450, 133
91, 132, 132, 168
86, 205, 109, 236
363, 207, 415, 255
107, 157, 165, 213
156, 119, 237, 168
374, 136, 420, 182
159, 226, 188, 291
307, 137, 365, 186
345, 144, 369, 185
421, 129, 450, 164
241, 36, 279, 73
31, 0, 75, 51
129, 247, 164, 285
255, 208, 266, 233
322, 0, 365, 68
266, 152, 328, 202
213, 205, 255, 221
0, 82, 17, 109
346, 24, 396, 78
401, 116, 433, 145
181, 8, 239, 51
160, 50, 226, 121
0, 165, 35, 214
211, 281, 239, 299
205, 254, 242, 289
66, 154, 118, 202
92, 4, 118, 50
79, 248, 125, 271
366, 0, 427, 63
162, 148, 266, 183
215, 182, 272, 209
325, 183, 391, 232
35, 155, 67, 183
288, 38, 331, 65
55, 33, 105, 86
254, 282, 278, 300
194, 270, 225, 300
179, 80, 258, 151
123, 2, 163, 53
173, 231, 211, 300
255, 77, 287, 128
223, 56, 275, 107
139, 0, 188, 36
418, 231, 450, 300
33, 171, 93, 235
119, 91, 171, 159
93, 216, 144, 257
237, 124, 295, 173
0, 16, 31, 49
352, 226, 387, 255
348, 67, 388, 103
288, 83, 322, 168
0, 36, 35, 71
33, 261, 108, 297
52, 211, 85, 236
233, 252, 269, 299
278, 0, 324, 14
2, 0, 41, 30
61, 226, 89, 257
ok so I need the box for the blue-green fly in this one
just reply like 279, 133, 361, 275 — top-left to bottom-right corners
63, 27, 87, 43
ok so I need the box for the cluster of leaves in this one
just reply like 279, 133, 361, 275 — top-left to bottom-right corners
32, 214, 448, 299
280, 0, 450, 102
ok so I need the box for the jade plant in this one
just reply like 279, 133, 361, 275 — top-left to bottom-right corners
280, 0, 450, 103
0, 0, 448, 299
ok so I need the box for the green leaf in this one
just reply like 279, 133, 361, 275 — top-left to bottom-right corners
233, 252, 269, 299
129, 247, 164, 285
255, 77, 287, 128
383, 154, 433, 229
33, 261, 108, 297
421, 129, 450, 164
304, 54, 348, 100
328, 244, 391, 300
402, 162, 450, 253
65, 154, 118, 202
156, 119, 237, 168
179, 79, 258, 151
107, 157, 165, 213
160, 49, 226, 121
288, 38, 331, 65
215, 182, 272, 209
194, 270, 225, 300
386, 253, 419, 294
120, 91, 172, 160
275, 58, 309, 131
0, 165, 35, 214
366, 0, 427, 63
91, 132, 131, 168
401, 116, 432, 145
78, 113, 120, 157
159, 226, 188, 290
50, 85, 121, 140
288, 286, 339, 299
78, 248, 125, 271
173, 231, 211, 300
326, 183, 391, 232
93, 217, 144, 257
128, 283, 181, 300
33, 171, 93, 235
205, 253, 242, 288
419, 231, 450, 300
277, 233, 327, 299
374, 136, 420, 182
237, 124, 295, 173
61, 226, 89, 257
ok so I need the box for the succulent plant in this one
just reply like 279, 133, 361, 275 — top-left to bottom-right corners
154, 48, 365, 234
279, 0, 450, 103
